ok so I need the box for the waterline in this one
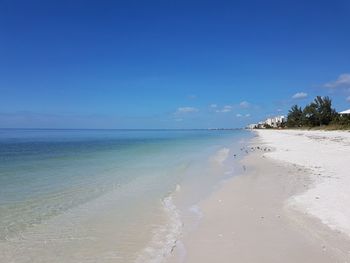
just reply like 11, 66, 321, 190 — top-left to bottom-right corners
0, 129, 251, 262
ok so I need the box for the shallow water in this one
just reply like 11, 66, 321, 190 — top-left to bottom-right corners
0, 129, 250, 262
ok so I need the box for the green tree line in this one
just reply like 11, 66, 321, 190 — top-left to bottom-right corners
287, 96, 350, 128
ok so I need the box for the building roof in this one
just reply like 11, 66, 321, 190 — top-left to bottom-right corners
340, 109, 350, 114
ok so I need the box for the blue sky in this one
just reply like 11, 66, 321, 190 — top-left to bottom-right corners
1, 0, 350, 128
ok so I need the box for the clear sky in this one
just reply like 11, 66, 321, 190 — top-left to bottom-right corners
1, 0, 350, 129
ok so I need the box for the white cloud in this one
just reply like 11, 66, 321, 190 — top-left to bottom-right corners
174, 118, 183, 122
236, 113, 250, 118
222, 105, 232, 112
210, 104, 217, 108
239, 101, 251, 108
216, 105, 232, 113
324, 73, 350, 89
347, 96, 350, 102
292, 92, 308, 99
176, 107, 198, 114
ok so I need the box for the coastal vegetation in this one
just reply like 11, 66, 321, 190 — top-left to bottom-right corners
287, 96, 350, 130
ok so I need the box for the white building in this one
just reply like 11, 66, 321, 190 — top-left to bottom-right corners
247, 116, 285, 129
257, 121, 265, 128
274, 115, 286, 127
339, 109, 350, 116
264, 115, 286, 128
265, 118, 274, 126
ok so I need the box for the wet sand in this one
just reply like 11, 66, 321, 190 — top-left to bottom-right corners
168, 134, 350, 263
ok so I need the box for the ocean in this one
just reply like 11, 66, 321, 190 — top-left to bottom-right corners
0, 129, 251, 262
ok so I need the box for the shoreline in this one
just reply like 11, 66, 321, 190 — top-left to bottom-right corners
257, 129, 350, 236
0, 130, 250, 263
168, 130, 350, 262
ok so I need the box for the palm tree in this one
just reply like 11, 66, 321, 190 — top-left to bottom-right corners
313, 96, 336, 126
302, 103, 318, 127
287, 105, 303, 127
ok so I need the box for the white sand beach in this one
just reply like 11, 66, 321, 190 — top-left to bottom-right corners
169, 130, 350, 263
258, 130, 350, 236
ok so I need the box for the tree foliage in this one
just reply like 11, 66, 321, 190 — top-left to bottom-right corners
302, 102, 318, 126
286, 105, 303, 127
286, 96, 346, 128
313, 96, 337, 125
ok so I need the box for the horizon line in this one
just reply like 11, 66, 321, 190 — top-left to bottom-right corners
0, 127, 244, 131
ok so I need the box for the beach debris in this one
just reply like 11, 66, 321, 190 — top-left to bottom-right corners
170, 241, 177, 253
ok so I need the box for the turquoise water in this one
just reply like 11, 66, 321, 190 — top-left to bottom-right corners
0, 129, 250, 262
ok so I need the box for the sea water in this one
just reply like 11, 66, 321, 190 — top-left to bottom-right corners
0, 129, 251, 262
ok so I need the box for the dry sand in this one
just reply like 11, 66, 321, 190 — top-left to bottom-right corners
168, 131, 350, 263
258, 130, 350, 236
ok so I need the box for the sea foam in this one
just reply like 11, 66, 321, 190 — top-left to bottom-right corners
211, 147, 230, 164
135, 194, 182, 263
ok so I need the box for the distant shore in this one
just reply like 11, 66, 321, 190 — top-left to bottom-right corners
169, 129, 350, 262
250, 125, 350, 131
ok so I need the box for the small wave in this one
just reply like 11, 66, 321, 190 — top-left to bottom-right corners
224, 168, 235, 175
188, 205, 203, 219
135, 194, 182, 263
211, 147, 230, 164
